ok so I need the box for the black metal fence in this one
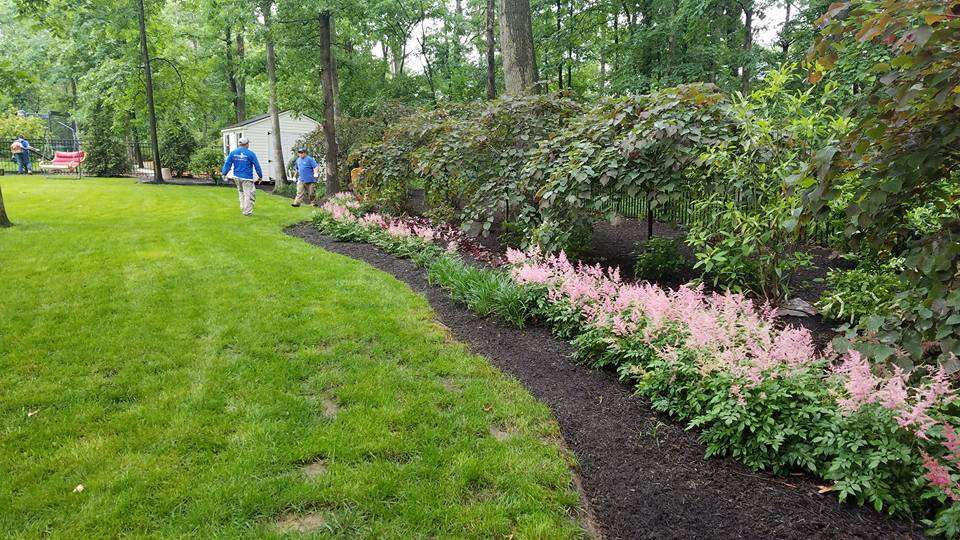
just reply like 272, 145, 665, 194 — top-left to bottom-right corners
128, 142, 156, 177
614, 189, 839, 248
0, 139, 81, 174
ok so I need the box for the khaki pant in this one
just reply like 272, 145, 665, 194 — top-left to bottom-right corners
293, 181, 316, 206
235, 179, 256, 215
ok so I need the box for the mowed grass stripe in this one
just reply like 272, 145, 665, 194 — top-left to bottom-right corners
0, 176, 581, 538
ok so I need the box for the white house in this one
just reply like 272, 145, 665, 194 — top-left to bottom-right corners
220, 111, 320, 181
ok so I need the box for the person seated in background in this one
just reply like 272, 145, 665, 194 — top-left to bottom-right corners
291, 147, 318, 207
221, 137, 263, 217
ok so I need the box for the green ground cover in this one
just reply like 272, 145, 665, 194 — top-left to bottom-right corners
0, 176, 581, 538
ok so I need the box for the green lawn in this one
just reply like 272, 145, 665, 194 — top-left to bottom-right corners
0, 176, 582, 538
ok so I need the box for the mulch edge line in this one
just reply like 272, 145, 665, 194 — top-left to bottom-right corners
286, 222, 925, 540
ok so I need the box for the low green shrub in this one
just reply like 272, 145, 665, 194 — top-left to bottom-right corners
189, 142, 224, 183
632, 237, 688, 281
687, 196, 812, 304
817, 265, 904, 325
159, 121, 198, 177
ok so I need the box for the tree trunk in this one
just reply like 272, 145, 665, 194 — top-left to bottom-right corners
781, 0, 791, 55
137, 0, 162, 183
319, 11, 340, 196
741, 3, 753, 94
566, 0, 573, 88
236, 30, 247, 120
556, 0, 563, 89
612, 9, 619, 72
647, 193, 654, 239
329, 15, 340, 118
486, 0, 496, 99
69, 78, 78, 110
0, 183, 11, 228
498, 0, 540, 95
599, 15, 606, 90
224, 26, 242, 123
262, 2, 287, 188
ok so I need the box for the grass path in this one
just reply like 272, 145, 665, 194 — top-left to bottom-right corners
0, 177, 581, 537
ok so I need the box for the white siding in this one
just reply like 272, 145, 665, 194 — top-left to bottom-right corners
221, 111, 320, 181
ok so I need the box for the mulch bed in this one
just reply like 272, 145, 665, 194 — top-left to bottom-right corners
287, 221, 924, 540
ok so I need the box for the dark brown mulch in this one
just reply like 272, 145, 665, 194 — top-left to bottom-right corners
286, 222, 924, 540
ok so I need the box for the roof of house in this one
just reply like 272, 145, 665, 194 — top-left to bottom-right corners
221, 111, 320, 131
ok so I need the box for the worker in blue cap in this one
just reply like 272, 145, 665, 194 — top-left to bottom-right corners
221, 137, 263, 216
291, 147, 319, 207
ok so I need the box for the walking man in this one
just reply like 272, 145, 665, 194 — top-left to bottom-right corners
291, 147, 318, 207
10, 135, 31, 175
221, 137, 263, 216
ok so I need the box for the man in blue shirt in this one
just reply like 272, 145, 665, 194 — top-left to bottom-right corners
11, 135, 31, 174
221, 137, 263, 216
291, 147, 319, 207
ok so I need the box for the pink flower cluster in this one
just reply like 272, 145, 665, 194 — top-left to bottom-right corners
832, 350, 954, 437
925, 423, 960, 500
506, 247, 819, 386
922, 451, 957, 501
386, 222, 413, 237
318, 192, 501, 264
320, 199, 357, 222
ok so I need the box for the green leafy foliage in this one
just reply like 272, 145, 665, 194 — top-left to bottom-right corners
189, 141, 225, 182
523, 83, 734, 252
814, 406, 924, 514
414, 93, 581, 232
0, 113, 44, 141
632, 237, 688, 281
817, 265, 904, 324
802, 0, 960, 369
427, 255, 540, 327
687, 196, 813, 303
351, 105, 464, 214
159, 121, 198, 177
81, 103, 130, 177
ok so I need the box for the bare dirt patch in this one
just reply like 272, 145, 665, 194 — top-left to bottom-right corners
274, 511, 327, 533
302, 460, 328, 479
320, 396, 340, 418
488, 425, 512, 441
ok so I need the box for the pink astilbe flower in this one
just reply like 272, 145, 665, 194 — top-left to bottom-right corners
922, 452, 959, 501
831, 350, 954, 438
506, 247, 531, 265
320, 201, 356, 221
412, 225, 436, 242
944, 424, 960, 463
386, 222, 413, 237
513, 263, 554, 285
896, 366, 954, 437
877, 370, 908, 410
832, 350, 878, 413
730, 384, 747, 406
360, 213, 387, 228
329, 192, 361, 209
505, 246, 823, 387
